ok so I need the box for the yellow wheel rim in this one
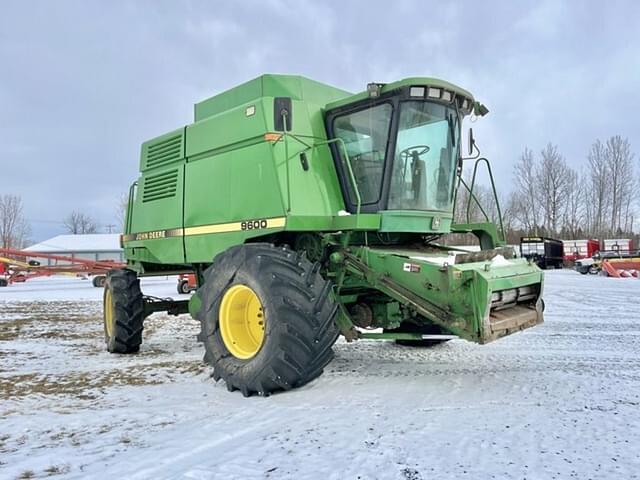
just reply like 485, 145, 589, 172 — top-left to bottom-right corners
104, 288, 115, 337
219, 284, 265, 359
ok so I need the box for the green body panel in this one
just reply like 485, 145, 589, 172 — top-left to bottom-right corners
183, 142, 285, 261
285, 214, 381, 231
451, 222, 505, 248
380, 210, 453, 234
128, 128, 186, 265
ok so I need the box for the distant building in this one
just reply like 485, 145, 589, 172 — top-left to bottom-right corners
23, 234, 123, 265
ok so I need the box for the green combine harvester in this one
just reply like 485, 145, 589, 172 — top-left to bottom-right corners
105, 74, 544, 396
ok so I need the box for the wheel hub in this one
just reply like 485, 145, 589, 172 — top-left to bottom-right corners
219, 284, 265, 359
104, 288, 114, 337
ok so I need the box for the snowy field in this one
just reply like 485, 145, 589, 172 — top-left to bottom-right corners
1, 271, 639, 480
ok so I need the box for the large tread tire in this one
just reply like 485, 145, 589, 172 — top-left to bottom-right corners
195, 244, 339, 397
103, 269, 145, 353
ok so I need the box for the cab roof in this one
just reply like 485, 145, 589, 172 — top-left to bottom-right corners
324, 77, 475, 111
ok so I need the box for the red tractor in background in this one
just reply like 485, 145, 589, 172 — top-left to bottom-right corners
177, 274, 197, 294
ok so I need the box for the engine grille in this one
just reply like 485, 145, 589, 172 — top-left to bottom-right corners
142, 169, 179, 202
143, 133, 183, 170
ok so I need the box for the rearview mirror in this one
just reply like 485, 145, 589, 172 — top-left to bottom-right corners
468, 128, 475, 156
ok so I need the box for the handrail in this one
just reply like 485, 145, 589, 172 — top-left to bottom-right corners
277, 132, 362, 216
126, 181, 138, 234
334, 137, 362, 216
465, 157, 505, 241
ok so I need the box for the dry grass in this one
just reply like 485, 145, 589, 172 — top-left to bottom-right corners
1, 360, 204, 399
1, 299, 203, 404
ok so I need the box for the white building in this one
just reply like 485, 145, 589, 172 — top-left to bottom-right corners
24, 234, 123, 265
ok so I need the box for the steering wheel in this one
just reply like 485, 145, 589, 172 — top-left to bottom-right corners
398, 145, 430, 161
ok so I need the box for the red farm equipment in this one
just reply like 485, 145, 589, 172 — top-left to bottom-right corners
0, 247, 124, 287
599, 250, 640, 278
562, 239, 600, 263
177, 273, 197, 294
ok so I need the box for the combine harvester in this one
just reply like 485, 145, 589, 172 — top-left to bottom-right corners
106, 74, 545, 396
0, 247, 123, 287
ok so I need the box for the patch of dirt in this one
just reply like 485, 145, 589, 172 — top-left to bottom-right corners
1, 360, 204, 399
0, 301, 101, 341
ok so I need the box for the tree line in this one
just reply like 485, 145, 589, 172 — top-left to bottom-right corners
455, 135, 637, 244
0, 194, 127, 249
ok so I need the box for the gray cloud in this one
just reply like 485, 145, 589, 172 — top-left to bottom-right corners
2, 0, 639, 240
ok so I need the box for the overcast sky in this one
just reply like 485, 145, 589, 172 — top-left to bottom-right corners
2, 0, 639, 242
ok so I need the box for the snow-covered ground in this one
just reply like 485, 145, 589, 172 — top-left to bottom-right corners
1, 271, 639, 479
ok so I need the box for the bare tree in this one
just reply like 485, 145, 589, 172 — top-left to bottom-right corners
0, 194, 31, 249
63, 211, 98, 234
512, 148, 541, 233
115, 192, 129, 232
561, 169, 583, 239
605, 136, 635, 233
585, 140, 609, 236
536, 143, 570, 235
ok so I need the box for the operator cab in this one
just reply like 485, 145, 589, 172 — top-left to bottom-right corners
325, 79, 477, 232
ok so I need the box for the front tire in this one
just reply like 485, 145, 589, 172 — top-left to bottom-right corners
196, 244, 339, 397
103, 269, 145, 353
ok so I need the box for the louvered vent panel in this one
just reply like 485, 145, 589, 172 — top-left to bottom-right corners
144, 133, 183, 170
142, 169, 179, 202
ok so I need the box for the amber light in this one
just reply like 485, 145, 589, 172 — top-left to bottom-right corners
264, 132, 283, 142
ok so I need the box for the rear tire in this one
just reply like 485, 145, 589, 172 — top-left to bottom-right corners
92, 275, 106, 288
196, 244, 339, 397
103, 269, 144, 353
0, 278, 8, 287
386, 321, 451, 347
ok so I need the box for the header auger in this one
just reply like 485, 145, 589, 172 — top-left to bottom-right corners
104, 74, 544, 396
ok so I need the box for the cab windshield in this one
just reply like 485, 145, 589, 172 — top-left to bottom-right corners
388, 101, 460, 211
331, 99, 460, 212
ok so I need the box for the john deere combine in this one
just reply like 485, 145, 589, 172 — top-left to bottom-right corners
105, 74, 544, 396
